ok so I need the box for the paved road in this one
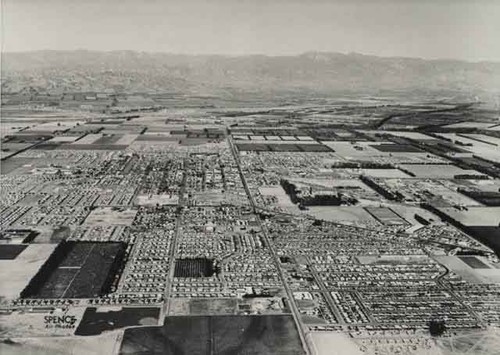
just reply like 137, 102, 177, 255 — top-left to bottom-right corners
162, 157, 188, 320
228, 136, 312, 355
308, 263, 345, 325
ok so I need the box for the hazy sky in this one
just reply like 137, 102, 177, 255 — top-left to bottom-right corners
2, 0, 500, 61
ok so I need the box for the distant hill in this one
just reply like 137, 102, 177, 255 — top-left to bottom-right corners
2, 50, 500, 95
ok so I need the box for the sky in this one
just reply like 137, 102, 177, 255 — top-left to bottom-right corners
2, 0, 500, 61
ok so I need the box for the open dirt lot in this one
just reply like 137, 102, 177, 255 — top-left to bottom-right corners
84, 207, 137, 226
308, 332, 363, 355
0, 244, 56, 301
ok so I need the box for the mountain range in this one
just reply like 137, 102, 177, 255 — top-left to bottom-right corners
2, 50, 499, 95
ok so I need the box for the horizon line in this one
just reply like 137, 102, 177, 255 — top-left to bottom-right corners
2, 49, 499, 64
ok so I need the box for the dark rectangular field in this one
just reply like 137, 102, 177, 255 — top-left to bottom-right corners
268, 144, 301, 152
36, 268, 79, 298
297, 144, 332, 152
93, 135, 122, 145
119, 315, 305, 355
236, 143, 269, 151
236, 143, 331, 152
181, 138, 216, 145
21, 241, 126, 299
76, 307, 160, 336
32, 143, 62, 150
67, 125, 103, 134
59, 243, 95, 267
135, 135, 180, 142
4, 134, 52, 143
371, 143, 422, 153
174, 258, 215, 278
61, 144, 128, 150
458, 190, 500, 207
0, 244, 28, 260
365, 207, 408, 225
459, 256, 490, 269
465, 227, 500, 257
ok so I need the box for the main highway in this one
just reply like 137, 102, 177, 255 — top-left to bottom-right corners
228, 135, 313, 355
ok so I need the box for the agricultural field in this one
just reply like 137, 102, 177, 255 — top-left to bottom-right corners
75, 307, 160, 336
20, 241, 126, 299
119, 315, 305, 355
